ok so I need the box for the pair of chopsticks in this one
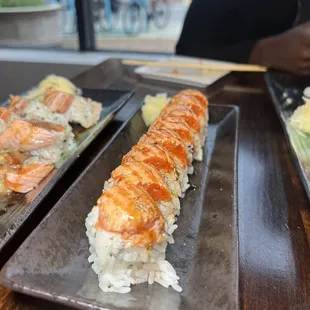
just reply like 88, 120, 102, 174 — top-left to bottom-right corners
122, 59, 267, 73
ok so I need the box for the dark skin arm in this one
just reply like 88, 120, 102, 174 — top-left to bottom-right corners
249, 22, 310, 75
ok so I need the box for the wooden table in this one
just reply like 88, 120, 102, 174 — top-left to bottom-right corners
1, 62, 310, 310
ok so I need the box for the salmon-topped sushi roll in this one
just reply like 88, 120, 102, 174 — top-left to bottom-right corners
157, 110, 203, 161
122, 143, 181, 197
0, 119, 61, 152
170, 93, 208, 144
139, 129, 192, 193
151, 115, 203, 160
86, 184, 181, 293
169, 95, 207, 122
106, 161, 180, 225
43, 88, 102, 128
178, 89, 208, 109
161, 104, 201, 133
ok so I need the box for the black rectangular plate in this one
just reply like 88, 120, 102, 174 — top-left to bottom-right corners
265, 72, 310, 201
0, 89, 239, 310
0, 88, 133, 253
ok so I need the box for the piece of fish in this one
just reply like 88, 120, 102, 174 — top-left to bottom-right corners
96, 185, 165, 247
122, 143, 181, 198
43, 88, 102, 128
9, 96, 76, 163
0, 119, 62, 152
107, 162, 172, 203
4, 156, 54, 193
138, 128, 190, 171
0, 152, 54, 194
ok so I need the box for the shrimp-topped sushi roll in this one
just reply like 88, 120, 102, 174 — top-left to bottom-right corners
151, 114, 203, 161
105, 161, 180, 232
43, 87, 102, 128
9, 95, 75, 153
85, 185, 181, 293
139, 129, 192, 193
122, 143, 181, 198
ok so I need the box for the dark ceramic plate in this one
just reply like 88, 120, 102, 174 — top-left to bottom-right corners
0, 99, 239, 310
265, 72, 310, 200
0, 88, 133, 253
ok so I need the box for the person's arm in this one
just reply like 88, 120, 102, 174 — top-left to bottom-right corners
249, 22, 310, 75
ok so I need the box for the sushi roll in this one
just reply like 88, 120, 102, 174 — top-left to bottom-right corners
105, 161, 180, 238
151, 114, 203, 161
86, 89, 209, 294
139, 128, 192, 193
85, 185, 181, 293
43, 88, 102, 128
122, 143, 181, 198
170, 91, 209, 143
178, 89, 209, 109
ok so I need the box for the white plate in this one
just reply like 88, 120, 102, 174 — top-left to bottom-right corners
135, 56, 231, 87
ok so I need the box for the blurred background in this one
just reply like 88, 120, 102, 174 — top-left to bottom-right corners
0, 0, 189, 52
0, 0, 189, 100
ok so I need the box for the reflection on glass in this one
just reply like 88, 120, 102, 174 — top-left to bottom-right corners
92, 0, 189, 53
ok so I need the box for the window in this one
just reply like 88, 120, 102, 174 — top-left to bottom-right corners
0, 0, 190, 53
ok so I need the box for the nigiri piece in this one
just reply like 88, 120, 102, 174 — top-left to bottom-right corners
4, 156, 54, 193
43, 88, 102, 128
96, 184, 165, 247
0, 120, 62, 152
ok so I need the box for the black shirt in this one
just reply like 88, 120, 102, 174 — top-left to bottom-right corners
176, 0, 299, 63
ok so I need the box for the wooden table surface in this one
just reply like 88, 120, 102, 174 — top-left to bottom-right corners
1, 63, 310, 310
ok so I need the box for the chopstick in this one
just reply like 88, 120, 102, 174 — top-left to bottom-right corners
122, 59, 267, 72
